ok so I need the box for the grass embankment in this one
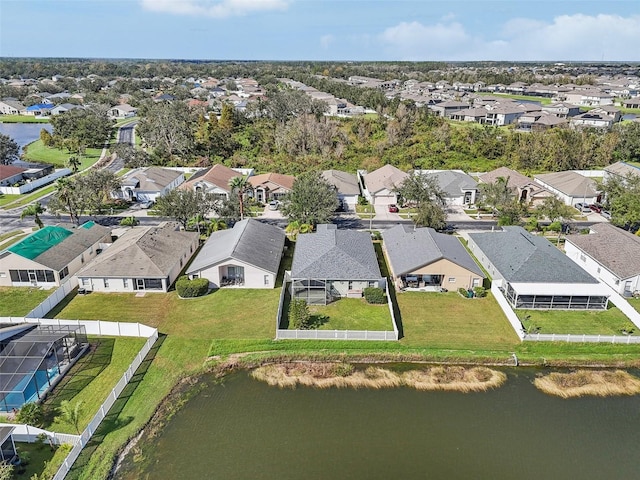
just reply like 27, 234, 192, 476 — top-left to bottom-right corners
0, 184, 57, 210
628, 298, 640, 314
22, 140, 102, 170
0, 287, 53, 316
520, 305, 638, 335
0, 115, 49, 123
0, 193, 21, 207
252, 363, 506, 392
534, 370, 640, 398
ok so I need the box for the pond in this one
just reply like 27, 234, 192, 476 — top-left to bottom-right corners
116, 368, 640, 480
0, 122, 53, 167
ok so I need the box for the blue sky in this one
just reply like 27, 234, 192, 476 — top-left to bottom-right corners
1, 1, 639, 61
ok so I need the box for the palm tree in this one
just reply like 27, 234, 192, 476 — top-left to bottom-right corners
67, 156, 81, 173
285, 220, 313, 241
207, 217, 227, 234
228, 176, 250, 221
20, 202, 45, 229
55, 400, 84, 434
55, 178, 79, 224
187, 213, 208, 235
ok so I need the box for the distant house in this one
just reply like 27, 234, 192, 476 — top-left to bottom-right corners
153, 93, 175, 102
624, 97, 640, 109
51, 103, 83, 115
483, 104, 526, 126
0, 222, 111, 288
570, 111, 614, 129
565, 223, 640, 297
383, 225, 484, 291
429, 100, 469, 117
290, 224, 383, 305
0, 99, 26, 115
467, 226, 609, 310
541, 102, 581, 118
418, 170, 478, 206
563, 90, 614, 107
322, 169, 360, 210
603, 161, 640, 183
25, 103, 53, 116
479, 167, 553, 206
181, 164, 246, 201
530, 114, 568, 131
76, 223, 198, 293
0, 165, 27, 186
534, 171, 598, 207
108, 104, 137, 119
115, 167, 184, 203
449, 107, 488, 123
359, 164, 408, 206
248, 173, 295, 203
187, 218, 285, 289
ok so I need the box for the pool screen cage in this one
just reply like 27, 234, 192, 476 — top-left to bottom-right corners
0, 324, 88, 412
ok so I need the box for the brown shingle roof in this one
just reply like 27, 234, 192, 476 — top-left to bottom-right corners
182, 164, 242, 193
249, 173, 295, 190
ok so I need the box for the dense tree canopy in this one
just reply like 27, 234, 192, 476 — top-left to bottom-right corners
280, 171, 338, 225
49, 106, 112, 149
154, 189, 217, 229
0, 133, 19, 165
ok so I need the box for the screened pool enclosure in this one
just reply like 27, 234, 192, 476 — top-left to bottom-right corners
0, 324, 88, 412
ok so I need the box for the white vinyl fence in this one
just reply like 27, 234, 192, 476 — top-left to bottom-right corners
523, 332, 640, 343
275, 277, 399, 341
0, 423, 80, 446
0, 169, 71, 195
491, 283, 525, 340
1, 317, 158, 480
24, 277, 78, 319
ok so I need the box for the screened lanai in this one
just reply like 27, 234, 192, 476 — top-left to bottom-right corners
0, 324, 88, 412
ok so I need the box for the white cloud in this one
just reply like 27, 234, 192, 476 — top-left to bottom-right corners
141, 0, 289, 18
377, 14, 640, 61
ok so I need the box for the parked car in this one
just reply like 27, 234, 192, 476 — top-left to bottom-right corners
601, 210, 611, 219
574, 202, 591, 213
268, 200, 279, 211
140, 200, 154, 209
589, 203, 602, 213
388, 204, 399, 213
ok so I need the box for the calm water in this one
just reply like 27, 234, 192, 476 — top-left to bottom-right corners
117, 369, 640, 480
0, 122, 53, 167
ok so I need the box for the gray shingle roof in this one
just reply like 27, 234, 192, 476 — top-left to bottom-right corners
468, 226, 598, 284
534, 171, 597, 197
565, 223, 640, 279
291, 224, 382, 280
322, 170, 360, 195
121, 167, 182, 192
383, 225, 483, 277
186, 219, 285, 275
77, 224, 198, 278
35, 223, 110, 271
426, 170, 477, 196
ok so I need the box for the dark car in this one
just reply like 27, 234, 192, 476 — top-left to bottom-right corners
388, 204, 399, 213
589, 203, 602, 213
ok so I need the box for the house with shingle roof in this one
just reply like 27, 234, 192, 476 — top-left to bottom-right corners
534, 171, 598, 207
0, 99, 26, 115
417, 170, 478, 206
565, 223, 640, 297
359, 164, 408, 206
77, 223, 198, 292
115, 167, 184, 203
467, 226, 609, 310
0, 165, 28, 186
479, 167, 554, 206
321, 169, 360, 210
181, 164, 247, 200
187, 218, 285, 289
603, 162, 640, 183
108, 104, 138, 119
290, 224, 383, 305
248, 172, 295, 203
0, 222, 110, 288
383, 225, 483, 291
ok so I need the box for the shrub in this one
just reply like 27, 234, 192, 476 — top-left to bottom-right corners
176, 276, 209, 298
473, 286, 487, 298
16, 402, 43, 427
364, 287, 386, 304
289, 299, 311, 329
546, 221, 562, 233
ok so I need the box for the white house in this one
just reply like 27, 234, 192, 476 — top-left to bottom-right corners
359, 164, 408, 206
76, 223, 199, 293
186, 219, 285, 289
116, 167, 185, 203
415, 170, 478, 206
108, 104, 137, 119
565, 223, 640, 297
322, 169, 360, 211
533, 171, 598, 207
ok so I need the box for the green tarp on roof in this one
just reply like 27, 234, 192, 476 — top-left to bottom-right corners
8, 226, 73, 260
80, 221, 95, 229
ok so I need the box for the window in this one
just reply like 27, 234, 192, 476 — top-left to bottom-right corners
448, 277, 456, 283
0, 272, 5, 278
123, 278, 128, 288
82, 278, 90, 286
264, 275, 269, 286
59, 267, 69, 280
81, 254, 85, 264
104, 279, 109, 288
368, 281, 377, 288
348, 281, 354, 290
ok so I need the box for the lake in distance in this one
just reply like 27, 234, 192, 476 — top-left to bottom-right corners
116, 368, 640, 480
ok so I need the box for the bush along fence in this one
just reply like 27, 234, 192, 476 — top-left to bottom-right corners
275, 273, 399, 341
2, 317, 158, 480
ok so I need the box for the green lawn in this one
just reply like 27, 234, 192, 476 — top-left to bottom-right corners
519, 305, 637, 335
0, 184, 57, 210
22, 140, 102, 170
0, 229, 23, 243
306, 298, 393, 331
0, 115, 49, 123
0, 287, 53, 316
397, 291, 520, 350
0, 193, 21, 207
477, 92, 552, 105
14, 442, 56, 479
42, 336, 146, 434
628, 298, 640, 314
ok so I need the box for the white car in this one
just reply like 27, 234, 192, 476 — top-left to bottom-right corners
268, 200, 279, 211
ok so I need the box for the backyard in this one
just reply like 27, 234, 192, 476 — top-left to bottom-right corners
519, 305, 639, 336
0, 287, 52, 316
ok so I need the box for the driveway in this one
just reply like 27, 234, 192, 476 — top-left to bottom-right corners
259, 205, 284, 219
373, 204, 401, 221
